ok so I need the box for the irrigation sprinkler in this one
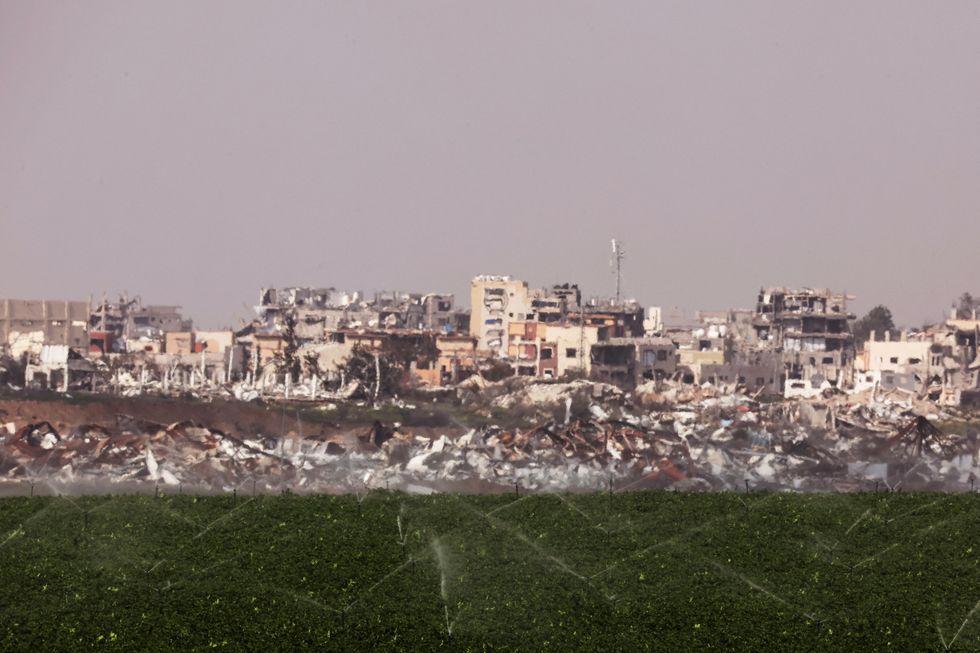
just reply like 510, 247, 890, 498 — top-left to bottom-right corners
744, 479, 750, 494
514, 482, 519, 498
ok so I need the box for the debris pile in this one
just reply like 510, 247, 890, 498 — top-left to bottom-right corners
1, 378, 977, 494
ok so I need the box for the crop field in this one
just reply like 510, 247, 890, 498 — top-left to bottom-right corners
0, 491, 978, 652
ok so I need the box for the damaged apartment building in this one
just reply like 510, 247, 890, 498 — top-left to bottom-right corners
253, 287, 467, 338
1, 298, 90, 358
470, 276, 645, 380
589, 337, 679, 387
752, 287, 856, 397
853, 310, 980, 406
89, 295, 193, 354
237, 286, 473, 389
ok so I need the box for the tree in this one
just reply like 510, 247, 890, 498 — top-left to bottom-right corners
273, 310, 302, 383
851, 305, 896, 345
338, 345, 404, 399
955, 292, 979, 319
302, 350, 323, 380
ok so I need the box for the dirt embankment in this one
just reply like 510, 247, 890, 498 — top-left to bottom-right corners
0, 396, 336, 443
0, 394, 467, 443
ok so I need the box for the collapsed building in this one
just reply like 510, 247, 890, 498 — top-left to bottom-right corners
227, 287, 476, 395
90, 295, 193, 354
256, 287, 468, 337
590, 337, 679, 388
853, 311, 980, 406
2, 373, 976, 494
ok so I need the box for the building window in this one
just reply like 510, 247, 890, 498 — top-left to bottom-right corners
565, 348, 577, 358
541, 348, 553, 360
890, 357, 899, 364
822, 357, 833, 364
657, 350, 668, 361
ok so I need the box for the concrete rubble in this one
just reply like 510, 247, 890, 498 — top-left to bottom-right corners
1, 377, 976, 495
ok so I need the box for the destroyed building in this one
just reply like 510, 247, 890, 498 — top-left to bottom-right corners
589, 337, 678, 388
24, 344, 102, 392
699, 351, 783, 395
752, 287, 855, 396
90, 295, 193, 353
413, 334, 480, 386
376, 292, 466, 331
255, 287, 363, 337
257, 287, 467, 338
928, 312, 980, 405
470, 277, 602, 356
91, 295, 192, 338
470, 276, 645, 382
506, 320, 603, 379
570, 299, 645, 339
0, 298, 90, 357
470, 276, 536, 356
854, 330, 941, 394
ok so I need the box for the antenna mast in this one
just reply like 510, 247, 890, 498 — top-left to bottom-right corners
611, 239, 626, 305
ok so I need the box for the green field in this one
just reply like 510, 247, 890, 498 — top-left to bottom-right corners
0, 491, 978, 651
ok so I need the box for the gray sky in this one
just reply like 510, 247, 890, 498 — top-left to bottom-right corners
1, 1, 978, 329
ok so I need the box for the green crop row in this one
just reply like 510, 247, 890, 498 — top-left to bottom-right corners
0, 491, 977, 651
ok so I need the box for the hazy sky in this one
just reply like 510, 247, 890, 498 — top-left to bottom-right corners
1, 2, 978, 329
